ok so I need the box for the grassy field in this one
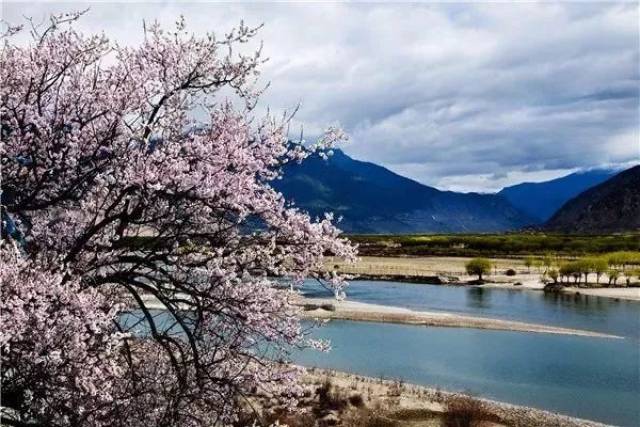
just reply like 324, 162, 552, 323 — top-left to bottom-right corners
348, 233, 640, 257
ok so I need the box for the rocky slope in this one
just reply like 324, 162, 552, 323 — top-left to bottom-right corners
544, 165, 640, 233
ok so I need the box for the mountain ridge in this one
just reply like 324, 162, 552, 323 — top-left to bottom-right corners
543, 165, 640, 233
498, 169, 618, 222
274, 150, 533, 233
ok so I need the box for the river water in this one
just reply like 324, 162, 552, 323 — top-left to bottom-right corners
295, 280, 640, 426
120, 280, 640, 426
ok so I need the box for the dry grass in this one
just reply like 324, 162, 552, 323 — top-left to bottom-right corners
327, 256, 526, 282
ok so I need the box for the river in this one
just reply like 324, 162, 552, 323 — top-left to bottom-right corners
120, 280, 640, 426
295, 280, 640, 426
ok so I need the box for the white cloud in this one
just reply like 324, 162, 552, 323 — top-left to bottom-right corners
3, 1, 638, 191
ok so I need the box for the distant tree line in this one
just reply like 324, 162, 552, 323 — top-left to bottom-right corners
464, 251, 640, 288
546, 251, 640, 286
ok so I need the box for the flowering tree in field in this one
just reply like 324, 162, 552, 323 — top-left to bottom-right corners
0, 12, 356, 426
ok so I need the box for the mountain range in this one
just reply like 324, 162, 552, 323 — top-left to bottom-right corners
275, 149, 636, 234
544, 165, 640, 233
274, 150, 532, 233
498, 169, 617, 222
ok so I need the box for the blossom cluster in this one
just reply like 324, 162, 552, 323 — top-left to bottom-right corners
1, 13, 356, 426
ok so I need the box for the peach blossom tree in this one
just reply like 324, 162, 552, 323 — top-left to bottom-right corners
1, 13, 355, 426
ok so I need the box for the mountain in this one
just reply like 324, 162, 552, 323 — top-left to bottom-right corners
274, 150, 533, 233
498, 169, 617, 223
544, 165, 640, 233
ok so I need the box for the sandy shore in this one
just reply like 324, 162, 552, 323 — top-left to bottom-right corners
301, 368, 612, 427
299, 298, 622, 339
560, 286, 640, 301
482, 280, 640, 301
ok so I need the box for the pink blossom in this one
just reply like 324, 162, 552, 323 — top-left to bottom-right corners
1, 12, 355, 426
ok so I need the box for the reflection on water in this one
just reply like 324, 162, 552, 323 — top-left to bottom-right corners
466, 287, 491, 309
302, 280, 640, 338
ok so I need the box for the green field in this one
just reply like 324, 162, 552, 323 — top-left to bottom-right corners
348, 233, 640, 257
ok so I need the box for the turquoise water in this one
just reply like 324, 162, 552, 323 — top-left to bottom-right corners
301, 280, 640, 425
292, 321, 640, 427
121, 280, 640, 426
303, 280, 640, 338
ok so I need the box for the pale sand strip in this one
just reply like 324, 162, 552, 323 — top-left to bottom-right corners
299, 298, 623, 339
561, 286, 640, 301
483, 281, 640, 301
135, 294, 623, 338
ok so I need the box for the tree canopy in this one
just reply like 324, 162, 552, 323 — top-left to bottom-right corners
0, 13, 355, 426
465, 258, 492, 281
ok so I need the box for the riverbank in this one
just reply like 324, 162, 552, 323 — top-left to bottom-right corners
261, 368, 611, 427
313, 369, 612, 427
480, 280, 640, 301
298, 298, 622, 339
329, 255, 640, 302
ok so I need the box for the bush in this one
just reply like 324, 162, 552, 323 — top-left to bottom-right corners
505, 268, 517, 276
443, 396, 501, 427
316, 379, 348, 412
321, 303, 336, 312
348, 394, 365, 408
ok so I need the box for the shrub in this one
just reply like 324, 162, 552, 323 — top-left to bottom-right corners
348, 393, 365, 408
443, 396, 501, 427
505, 268, 517, 276
321, 303, 337, 312
388, 408, 438, 421
316, 378, 348, 412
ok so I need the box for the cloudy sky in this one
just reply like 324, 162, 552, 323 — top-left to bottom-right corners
3, 1, 639, 192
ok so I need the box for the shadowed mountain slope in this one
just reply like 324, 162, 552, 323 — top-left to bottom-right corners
544, 165, 640, 233
274, 150, 533, 233
498, 169, 617, 223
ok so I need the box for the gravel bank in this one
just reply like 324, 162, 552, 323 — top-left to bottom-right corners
299, 298, 622, 339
